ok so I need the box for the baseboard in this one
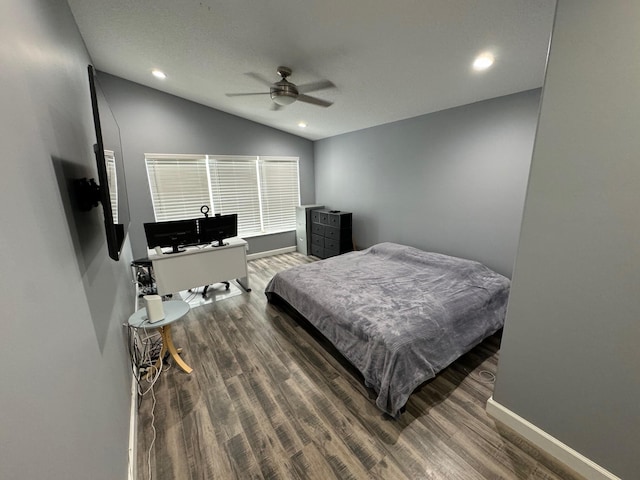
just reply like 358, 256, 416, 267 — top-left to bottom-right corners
486, 397, 620, 480
128, 374, 138, 480
128, 284, 139, 480
247, 246, 296, 260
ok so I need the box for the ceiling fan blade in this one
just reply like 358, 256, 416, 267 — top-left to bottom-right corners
297, 80, 335, 94
297, 94, 333, 107
245, 72, 274, 87
225, 92, 270, 97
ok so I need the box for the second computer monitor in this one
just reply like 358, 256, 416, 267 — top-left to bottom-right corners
198, 214, 238, 247
143, 219, 199, 254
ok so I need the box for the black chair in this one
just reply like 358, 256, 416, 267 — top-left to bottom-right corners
201, 281, 230, 297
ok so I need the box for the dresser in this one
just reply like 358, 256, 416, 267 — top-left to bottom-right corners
311, 209, 353, 259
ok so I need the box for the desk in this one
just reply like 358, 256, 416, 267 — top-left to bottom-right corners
149, 237, 250, 296
128, 300, 192, 374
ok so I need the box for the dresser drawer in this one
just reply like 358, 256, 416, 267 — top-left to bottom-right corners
324, 247, 340, 258
324, 226, 339, 240
327, 211, 352, 228
311, 234, 325, 247
324, 237, 338, 250
311, 223, 325, 236
311, 244, 324, 258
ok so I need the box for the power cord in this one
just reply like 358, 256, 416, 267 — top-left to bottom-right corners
129, 272, 161, 479
125, 316, 165, 479
476, 370, 496, 384
141, 352, 174, 480
146, 366, 158, 480
462, 367, 496, 384
126, 325, 163, 396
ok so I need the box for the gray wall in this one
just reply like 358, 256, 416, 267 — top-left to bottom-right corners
0, 1, 134, 479
492, 1, 640, 478
314, 89, 541, 278
98, 74, 315, 259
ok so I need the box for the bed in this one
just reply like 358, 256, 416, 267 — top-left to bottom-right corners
264, 242, 510, 418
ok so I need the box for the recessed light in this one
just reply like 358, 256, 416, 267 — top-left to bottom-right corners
472, 53, 494, 71
298, 121, 307, 128
152, 69, 167, 80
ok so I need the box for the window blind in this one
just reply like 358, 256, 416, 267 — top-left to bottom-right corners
144, 154, 300, 236
208, 156, 262, 236
105, 150, 118, 223
145, 155, 210, 221
259, 157, 300, 232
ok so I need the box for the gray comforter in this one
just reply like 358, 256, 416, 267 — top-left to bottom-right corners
265, 242, 510, 417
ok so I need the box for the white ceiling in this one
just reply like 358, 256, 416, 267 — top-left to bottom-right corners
67, 0, 556, 141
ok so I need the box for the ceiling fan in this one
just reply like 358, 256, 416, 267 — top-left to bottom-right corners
226, 66, 335, 110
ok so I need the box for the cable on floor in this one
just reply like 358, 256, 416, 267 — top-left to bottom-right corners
476, 370, 496, 384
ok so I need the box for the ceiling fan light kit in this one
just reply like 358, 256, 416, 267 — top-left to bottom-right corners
271, 93, 297, 106
270, 77, 298, 105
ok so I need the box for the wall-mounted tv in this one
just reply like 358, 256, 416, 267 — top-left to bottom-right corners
76, 65, 130, 260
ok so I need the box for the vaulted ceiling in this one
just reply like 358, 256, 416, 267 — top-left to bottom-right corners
68, 0, 556, 140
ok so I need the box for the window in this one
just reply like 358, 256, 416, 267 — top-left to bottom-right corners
259, 157, 301, 232
105, 150, 118, 223
145, 154, 300, 237
145, 154, 210, 222
208, 156, 262, 234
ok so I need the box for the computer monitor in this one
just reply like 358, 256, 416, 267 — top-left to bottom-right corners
197, 214, 238, 247
144, 219, 199, 254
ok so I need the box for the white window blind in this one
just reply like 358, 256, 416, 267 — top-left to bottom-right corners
144, 154, 300, 236
105, 150, 118, 223
146, 155, 210, 221
259, 157, 300, 232
208, 156, 262, 235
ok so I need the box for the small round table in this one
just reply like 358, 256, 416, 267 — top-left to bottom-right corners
128, 300, 192, 375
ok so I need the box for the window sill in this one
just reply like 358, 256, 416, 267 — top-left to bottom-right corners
240, 229, 295, 239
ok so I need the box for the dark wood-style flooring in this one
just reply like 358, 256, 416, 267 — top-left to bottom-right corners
136, 252, 582, 480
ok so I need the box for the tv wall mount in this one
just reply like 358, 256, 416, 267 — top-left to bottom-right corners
74, 177, 102, 212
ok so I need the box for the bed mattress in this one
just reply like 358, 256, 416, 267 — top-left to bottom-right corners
265, 242, 510, 417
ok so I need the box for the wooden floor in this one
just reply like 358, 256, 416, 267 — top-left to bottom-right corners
136, 252, 582, 480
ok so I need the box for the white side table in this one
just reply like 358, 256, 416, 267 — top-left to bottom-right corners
128, 300, 192, 374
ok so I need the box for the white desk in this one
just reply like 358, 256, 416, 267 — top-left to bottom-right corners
149, 237, 250, 296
